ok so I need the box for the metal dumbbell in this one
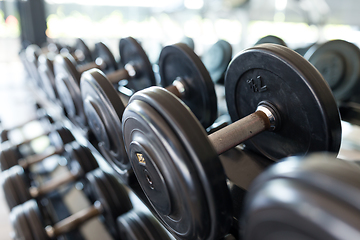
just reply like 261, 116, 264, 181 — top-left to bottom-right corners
10, 169, 133, 239
121, 44, 342, 239
242, 153, 360, 240
0, 125, 75, 171
117, 210, 171, 240
2, 142, 99, 209
80, 41, 218, 178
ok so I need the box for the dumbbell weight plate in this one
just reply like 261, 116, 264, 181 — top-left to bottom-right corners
81, 70, 129, 173
94, 42, 118, 74
75, 38, 93, 63
66, 142, 99, 174
11, 203, 35, 240
119, 37, 156, 91
202, 39, 233, 83
38, 53, 57, 103
117, 210, 171, 240
24, 200, 48, 240
0, 146, 19, 171
304, 40, 360, 102
159, 43, 218, 128
243, 154, 360, 240
122, 87, 232, 239
86, 169, 133, 237
255, 35, 287, 46
225, 44, 341, 161
48, 126, 75, 150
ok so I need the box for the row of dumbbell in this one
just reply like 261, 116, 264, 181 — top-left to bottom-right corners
0, 119, 172, 240
14, 34, 352, 239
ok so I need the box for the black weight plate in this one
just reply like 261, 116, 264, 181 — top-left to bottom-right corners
243, 154, 360, 240
81, 69, 129, 173
75, 38, 93, 63
48, 126, 75, 150
122, 87, 232, 239
294, 43, 316, 56
304, 40, 360, 102
0, 146, 19, 171
11, 166, 32, 206
94, 42, 118, 74
10, 203, 35, 240
2, 168, 21, 209
38, 53, 57, 103
225, 44, 341, 161
68, 142, 99, 174
23, 200, 48, 240
255, 35, 287, 47
0, 128, 10, 142
25, 45, 42, 88
117, 210, 171, 240
86, 169, 133, 237
119, 37, 156, 91
159, 43, 217, 128
202, 40, 233, 83
54, 54, 87, 126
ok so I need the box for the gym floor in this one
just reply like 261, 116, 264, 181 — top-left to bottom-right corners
1, 37, 360, 240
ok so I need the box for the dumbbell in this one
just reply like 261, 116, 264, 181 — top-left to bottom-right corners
37, 39, 94, 104
54, 42, 121, 127
2, 142, 99, 209
303, 39, 360, 103
0, 125, 75, 171
242, 153, 360, 240
202, 39, 233, 84
254, 35, 287, 47
81, 41, 217, 176
10, 168, 133, 239
117, 210, 171, 240
0, 108, 54, 143
121, 44, 342, 239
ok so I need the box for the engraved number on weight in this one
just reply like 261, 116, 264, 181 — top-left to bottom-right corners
247, 76, 267, 93
136, 153, 146, 165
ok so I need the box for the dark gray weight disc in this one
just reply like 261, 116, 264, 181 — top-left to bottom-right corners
25, 45, 42, 88
48, 125, 75, 150
81, 69, 129, 173
0, 146, 19, 171
10, 203, 35, 240
23, 200, 48, 240
117, 210, 171, 240
243, 154, 360, 240
202, 40, 233, 83
11, 166, 32, 206
3, 168, 21, 209
94, 42, 118, 74
225, 44, 341, 161
67, 142, 99, 174
122, 87, 232, 240
304, 40, 360, 102
54, 54, 87, 126
119, 37, 156, 91
38, 53, 57, 103
75, 38, 93, 63
255, 35, 287, 46
86, 169, 133, 237
159, 43, 217, 128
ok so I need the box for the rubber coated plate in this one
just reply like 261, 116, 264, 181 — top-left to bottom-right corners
81, 69, 129, 173
54, 54, 87, 126
94, 42, 118, 74
25, 45, 42, 88
304, 40, 360, 102
67, 142, 99, 174
11, 166, 32, 206
119, 37, 156, 91
24, 200, 48, 240
0, 146, 19, 170
255, 35, 287, 46
38, 53, 57, 103
122, 87, 232, 239
159, 43, 217, 128
243, 154, 360, 240
202, 40, 233, 83
10, 203, 35, 240
86, 169, 133, 237
117, 210, 170, 240
225, 44, 341, 161
75, 38, 93, 63
294, 43, 315, 56
3, 168, 21, 209
48, 125, 75, 149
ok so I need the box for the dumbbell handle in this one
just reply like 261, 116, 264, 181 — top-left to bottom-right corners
11, 130, 51, 148
18, 146, 63, 169
78, 62, 100, 75
208, 109, 272, 155
29, 171, 79, 198
45, 201, 103, 238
